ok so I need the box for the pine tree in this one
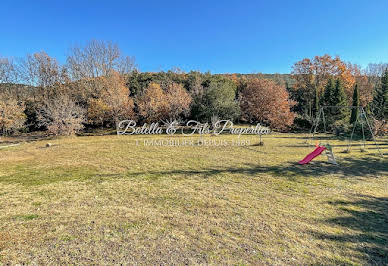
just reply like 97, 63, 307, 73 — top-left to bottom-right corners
372, 69, 388, 120
320, 78, 336, 107
385, 73, 388, 118
332, 79, 348, 121
319, 78, 336, 127
350, 84, 359, 124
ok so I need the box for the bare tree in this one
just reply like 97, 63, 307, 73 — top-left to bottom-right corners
117, 56, 137, 75
18, 52, 65, 88
65, 40, 137, 107
365, 63, 388, 77
38, 93, 86, 135
0, 56, 32, 100
0, 57, 19, 84
67, 40, 136, 80
365, 63, 388, 89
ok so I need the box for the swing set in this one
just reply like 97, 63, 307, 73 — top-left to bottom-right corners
300, 106, 384, 165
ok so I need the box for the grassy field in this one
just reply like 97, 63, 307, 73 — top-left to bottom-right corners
0, 133, 387, 265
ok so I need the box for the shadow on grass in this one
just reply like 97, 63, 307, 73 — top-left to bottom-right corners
283, 143, 388, 148
0, 134, 57, 146
312, 195, 388, 265
269, 135, 345, 140
281, 144, 388, 156
2, 155, 386, 186
129, 157, 388, 180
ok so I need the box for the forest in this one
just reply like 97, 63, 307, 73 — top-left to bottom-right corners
0, 40, 387, 136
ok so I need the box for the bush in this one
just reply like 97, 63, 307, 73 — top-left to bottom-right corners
292, 116, 312, 131
332, 121, 349, 137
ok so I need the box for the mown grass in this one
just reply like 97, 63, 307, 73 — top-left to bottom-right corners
0, 133, 387, 264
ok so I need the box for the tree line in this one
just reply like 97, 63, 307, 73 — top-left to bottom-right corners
290, 55, 388, 135
0, 41, 387, 136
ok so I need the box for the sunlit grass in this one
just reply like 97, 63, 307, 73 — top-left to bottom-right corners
0, 133, 387, 264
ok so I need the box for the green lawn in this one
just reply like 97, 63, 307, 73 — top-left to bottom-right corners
0, 134, 387, 264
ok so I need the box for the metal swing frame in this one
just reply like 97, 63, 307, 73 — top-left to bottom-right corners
307, 106, 383, 158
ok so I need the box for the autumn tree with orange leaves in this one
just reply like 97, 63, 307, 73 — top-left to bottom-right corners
87, 71, 135, 128
292, 55, 375, 117
164, 82, 192, 120
137, 82, 192, 123
240, 78, 295, 130
347, 64, 374, 107
291, 55, 355, 118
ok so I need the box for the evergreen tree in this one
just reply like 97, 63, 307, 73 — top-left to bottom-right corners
332, 79, 348, 121
372, 69, 388, 120
350, 84, 359, 124
320, 78, 336, 107
385, 73, 388, 118
319, 78, 336, 127
197, 76, 240, 121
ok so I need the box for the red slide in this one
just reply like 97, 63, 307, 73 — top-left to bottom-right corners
298, 146, 327, 165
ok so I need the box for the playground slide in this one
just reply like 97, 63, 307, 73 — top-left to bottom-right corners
298, 146, 327, 165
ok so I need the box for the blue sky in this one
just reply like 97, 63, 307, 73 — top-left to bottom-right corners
2, 0, 388, 73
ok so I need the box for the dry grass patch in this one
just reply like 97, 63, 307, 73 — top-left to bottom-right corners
0, 134, 387, 264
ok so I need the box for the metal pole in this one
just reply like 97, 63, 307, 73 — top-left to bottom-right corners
360, 108, 366, 150
311, 108, 322, 145
347, 109, 359, 153
307, 107, 319, 145
361, 107, 384, 158
322, 109, 327, 133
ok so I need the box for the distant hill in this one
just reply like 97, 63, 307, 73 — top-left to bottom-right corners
230, 73, 295, 87
0, 73, 296, 95
0, 83, 31, 94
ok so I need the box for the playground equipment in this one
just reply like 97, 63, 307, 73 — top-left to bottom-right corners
306, 106, 383, 158
298, 143, 338, 165
324, 144, 338, 165
298, 145, 326, 164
